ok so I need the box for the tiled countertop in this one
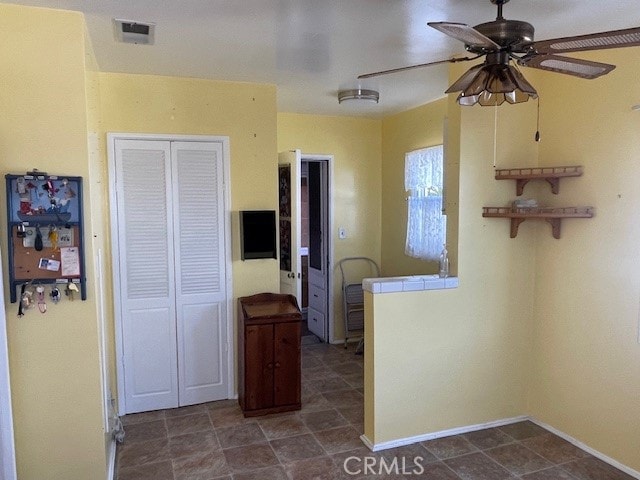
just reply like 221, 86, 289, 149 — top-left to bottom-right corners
362, 274, 459, 294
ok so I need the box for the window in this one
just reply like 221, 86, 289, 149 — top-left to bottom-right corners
405, 145, 446, 261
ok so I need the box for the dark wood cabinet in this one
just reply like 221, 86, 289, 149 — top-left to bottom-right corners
238, 293, 301, 416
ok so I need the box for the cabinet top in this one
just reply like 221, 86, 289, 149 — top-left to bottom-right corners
239, 293, 301, 321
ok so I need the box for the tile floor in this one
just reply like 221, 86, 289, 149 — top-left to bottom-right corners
116, 343, 634, 480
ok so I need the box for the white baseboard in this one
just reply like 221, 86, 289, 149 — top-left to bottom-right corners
106, 437, 116, 480
361, 415, 529, 452
360, 434, 375, 450
529, 418, 640, 480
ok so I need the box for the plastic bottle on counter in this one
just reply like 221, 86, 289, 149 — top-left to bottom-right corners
438, 244, 449, 278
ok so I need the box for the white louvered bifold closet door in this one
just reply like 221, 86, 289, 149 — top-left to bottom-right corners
114, 139, 228, 414
115, 140, 178, 413
171, 142, 228, 406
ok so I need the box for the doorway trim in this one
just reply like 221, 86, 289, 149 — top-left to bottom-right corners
0, 250, 17, 480
301, 153, 335, 343
107, 133, 234, 414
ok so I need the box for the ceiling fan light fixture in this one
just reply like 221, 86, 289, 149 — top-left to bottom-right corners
359, 0, 640, 109
338, 88, 380, 104
450, 61, 537, 106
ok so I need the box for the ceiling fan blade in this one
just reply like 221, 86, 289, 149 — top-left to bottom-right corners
358, 56, 476, 79
531, 27, 640, 54
519, 54, 616, 79
428, 22, 500, 50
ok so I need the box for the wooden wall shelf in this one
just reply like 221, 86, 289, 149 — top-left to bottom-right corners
482, 207, 594, 239
495, 166, 583, 195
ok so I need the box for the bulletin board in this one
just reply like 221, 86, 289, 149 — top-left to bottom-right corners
5, 172, 86, 304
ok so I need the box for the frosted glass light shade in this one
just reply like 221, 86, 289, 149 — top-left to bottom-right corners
446, 62, 538, 106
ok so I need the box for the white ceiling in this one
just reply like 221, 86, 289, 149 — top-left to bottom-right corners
8, 0, 640, 117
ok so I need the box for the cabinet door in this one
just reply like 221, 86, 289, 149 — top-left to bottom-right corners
244, 324, 274, 410
306, 307, 325, 340
273, 321, 301, 407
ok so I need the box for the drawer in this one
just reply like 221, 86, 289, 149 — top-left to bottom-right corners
307, 307, 325, 338
308, 284, 326, 314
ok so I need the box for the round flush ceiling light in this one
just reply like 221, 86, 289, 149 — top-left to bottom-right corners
338, 88, 380, 104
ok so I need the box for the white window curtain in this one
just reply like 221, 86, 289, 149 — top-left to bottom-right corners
405, 145, 446, 261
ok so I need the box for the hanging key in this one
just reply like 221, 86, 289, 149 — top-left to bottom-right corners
50, 286, 61, 304
36, 286, 47, 314
66, 282, 78, 301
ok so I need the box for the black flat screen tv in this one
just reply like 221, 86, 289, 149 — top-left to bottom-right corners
240, 210, 277, 260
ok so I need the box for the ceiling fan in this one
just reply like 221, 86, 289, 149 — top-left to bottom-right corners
359, 0, 640, 106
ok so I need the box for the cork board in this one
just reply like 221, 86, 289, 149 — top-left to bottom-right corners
11, 225, 82, 281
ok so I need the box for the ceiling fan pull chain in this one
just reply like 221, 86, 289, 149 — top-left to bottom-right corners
493, 103, 498, 168
535, 96, 541, 143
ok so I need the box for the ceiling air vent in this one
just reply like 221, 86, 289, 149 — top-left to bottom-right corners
113, 19, 155, 45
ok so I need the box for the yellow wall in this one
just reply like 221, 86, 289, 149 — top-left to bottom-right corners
99, 73, 280, 300
369, 51, 640, 472
1, 10, 282, 479
0, 5, 107, 479
528, 48, 640, 471
380, 98, 449, 276
85, 33, 115, 466
365, 61, 539, 445
3, 3, 640, 477
98, 73, 280, 403
277, 113, 382, 341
